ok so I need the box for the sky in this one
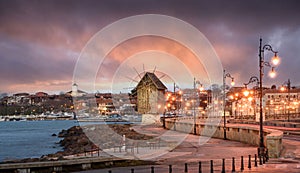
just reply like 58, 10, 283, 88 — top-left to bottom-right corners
1, 0, 300, 94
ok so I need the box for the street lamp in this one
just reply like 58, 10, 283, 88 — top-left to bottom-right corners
193, 77, 203, 135
223, 69, 235, 140
258, 38, 280, 161
280, 79, 291, 122
244, 76, 259, 119
173, 83, 180, 115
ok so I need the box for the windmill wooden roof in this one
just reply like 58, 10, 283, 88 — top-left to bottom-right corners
137, 72, 167, 90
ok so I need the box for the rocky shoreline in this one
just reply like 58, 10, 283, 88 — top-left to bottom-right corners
2, 124, 153, 163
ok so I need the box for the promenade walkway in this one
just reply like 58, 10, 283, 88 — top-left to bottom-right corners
77, 123, 300, 173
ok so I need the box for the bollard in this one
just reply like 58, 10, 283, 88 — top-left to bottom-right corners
131, 168, 134, 173
254, 154, 258, 167
259, 155, 262, 165
169, 165, 172, 173
108, 170, 112, 173
221, 158, 225, 173
210, 160, 213, 173
266, 149, 269, 162
151, 166, 154, 173
198, 161, 202, 173
248, 155, 251, 169
232, 157, 236, 172
240, 156, 244, 171
185, 163, 188, 173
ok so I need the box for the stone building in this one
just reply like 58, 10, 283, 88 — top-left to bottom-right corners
136, 72, 167, 114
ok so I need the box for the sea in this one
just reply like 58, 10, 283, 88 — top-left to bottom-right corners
0, 120, 78, 162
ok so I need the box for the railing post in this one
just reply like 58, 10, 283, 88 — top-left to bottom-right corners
254, 154, 258, 167
151, 166, 154, 173
169, 165, 172, 173
266, 149, 269, 162
198, 161, 202, 173
248, 155, 251, 169
221, 158, 225, 173
185, 163, 188, 172
131, 168, 134, 173
210, 160, 213, 173
241, 156, 244, 171
108, 170, 112, 173
259, 155, 262, 165
232, 157, 236, 172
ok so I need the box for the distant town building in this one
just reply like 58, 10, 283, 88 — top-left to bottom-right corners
135, 72, 167, 114
228, 87, 300, 120
264, 88, 300, 116
180, 88, 210, 116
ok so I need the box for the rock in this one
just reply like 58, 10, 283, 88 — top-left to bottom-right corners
48, 124, 153, 157
51, 133, 57, 136
58, 129, 68, 137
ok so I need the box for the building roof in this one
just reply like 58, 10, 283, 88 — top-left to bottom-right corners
137, 72, 167, 90
66, 90, 87, 94
264, 88, 300, 94
13, 93, 30, 97
35, 92, 48, 97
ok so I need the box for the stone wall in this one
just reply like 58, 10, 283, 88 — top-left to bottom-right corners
164, 118, 283, 158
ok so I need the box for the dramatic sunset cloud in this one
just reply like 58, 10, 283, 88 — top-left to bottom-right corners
1, 0, 300, 94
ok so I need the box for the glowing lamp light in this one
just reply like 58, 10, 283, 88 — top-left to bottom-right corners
280, 86, 285, 91
271, 53, 280, 66
248, 97, 253, 102
186, 102, 190, 107
243, 90, 250, 97
199, 84, 204, 91
230, 79, 235, 86
269, 67, 276, 78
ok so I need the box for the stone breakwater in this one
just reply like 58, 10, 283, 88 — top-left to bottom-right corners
50, 124, 154, 158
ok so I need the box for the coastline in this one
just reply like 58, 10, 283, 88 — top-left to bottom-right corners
1, 123, 154, 164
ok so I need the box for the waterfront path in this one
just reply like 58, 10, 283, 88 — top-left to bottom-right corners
76, 123, 300, 173
75, 124, 258, 172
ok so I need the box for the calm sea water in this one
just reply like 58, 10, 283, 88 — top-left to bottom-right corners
0, 120, 78, 162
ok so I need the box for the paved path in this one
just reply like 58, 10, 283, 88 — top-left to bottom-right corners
73, 123, 300, 173
75, 124, 259, 172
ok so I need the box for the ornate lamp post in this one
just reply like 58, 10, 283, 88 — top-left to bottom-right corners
173, 83, 180, 115
244, 76, 259, 119
258, 38, 280, 160
193, 78, 204, 135
281, 79, 291, 121
223, 69, 235, 140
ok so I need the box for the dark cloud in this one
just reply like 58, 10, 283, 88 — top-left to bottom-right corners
0, 0, 300, 93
